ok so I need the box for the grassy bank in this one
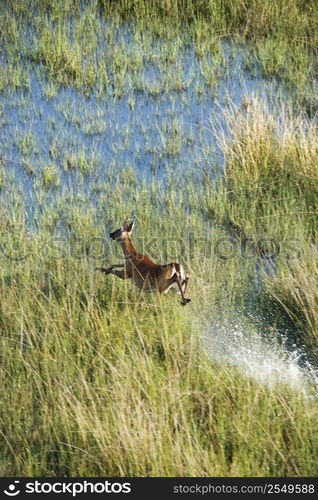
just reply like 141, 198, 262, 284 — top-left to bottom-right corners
0, 173, 317, 476
208, 100, 318, 347
0, 0, 317, 478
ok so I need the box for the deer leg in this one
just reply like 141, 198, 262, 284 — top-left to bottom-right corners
96, 265, 131, 280
175, 274, 191, 306
163, 280, 177, 295
96, 264, 124, 275
182, 275, 190, 295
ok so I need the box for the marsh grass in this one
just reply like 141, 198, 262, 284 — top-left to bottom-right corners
1, 0, 318, 97
208, 100, 318, 344
0, 0, 317, 478
0, 178, 317, 476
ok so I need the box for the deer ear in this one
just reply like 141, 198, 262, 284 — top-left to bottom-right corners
123, 220, 135, 233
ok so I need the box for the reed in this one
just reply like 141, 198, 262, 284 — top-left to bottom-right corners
0, 0, 317, 478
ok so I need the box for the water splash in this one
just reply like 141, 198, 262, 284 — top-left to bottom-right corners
201, 315, 318, 396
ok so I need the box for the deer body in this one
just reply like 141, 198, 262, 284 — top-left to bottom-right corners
96, 221, 190, 305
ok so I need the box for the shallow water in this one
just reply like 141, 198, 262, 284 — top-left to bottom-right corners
1, 22, 316, 389
1, 33, 288, 215
202, 314, 318, 396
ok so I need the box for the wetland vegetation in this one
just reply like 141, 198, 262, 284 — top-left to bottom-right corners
0, 0, 317, 476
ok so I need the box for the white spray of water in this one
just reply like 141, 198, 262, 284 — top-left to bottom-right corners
201, 316, 318, 396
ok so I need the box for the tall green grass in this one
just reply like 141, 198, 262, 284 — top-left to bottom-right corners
1, 0, 318, 97
208, 99, 318, 346
0, 175, 317, 476
0, 0, 317, 478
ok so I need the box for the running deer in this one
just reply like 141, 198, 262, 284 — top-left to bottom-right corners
96, 220, 191, 305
